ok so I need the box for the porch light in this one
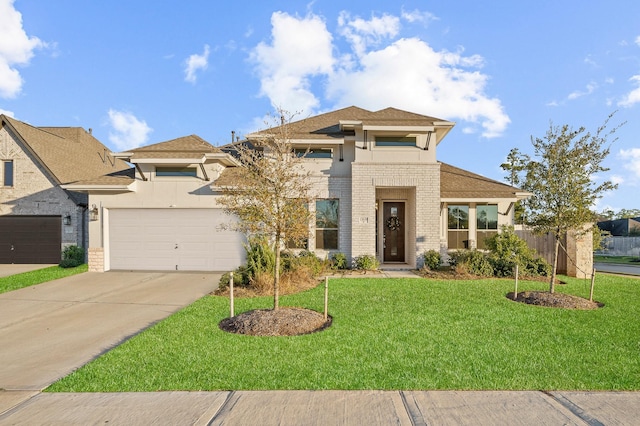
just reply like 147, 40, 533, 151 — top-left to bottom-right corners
63, 215, 72, 225
89, 204, 99, 221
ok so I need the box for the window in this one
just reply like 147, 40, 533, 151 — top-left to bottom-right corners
315, 199, 339, 250
156, 166, 197, 177
447, 205, 469, 249
2, 160, 13, 187
294, 148, 333, 159
375, 136, 416, 147
476, 205, 498, 249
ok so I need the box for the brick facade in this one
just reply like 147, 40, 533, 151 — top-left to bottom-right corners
352, 162, 440, 268
0, 126, 85, 252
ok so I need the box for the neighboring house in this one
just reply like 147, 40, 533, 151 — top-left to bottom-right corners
597, 217, 640, 236
67, 106, 528, 272
0, 115, 130, 263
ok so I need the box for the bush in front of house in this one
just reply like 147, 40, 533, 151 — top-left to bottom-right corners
484, 226, 551, 277
59, 245, 85, 268
422, 249, 442, 271
352, 254, 379, 271
330, 252, 348, 270
449, 249, 494, 277
288, 250, 329, 276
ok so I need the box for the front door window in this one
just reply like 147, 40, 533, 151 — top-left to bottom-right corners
383, 202, 405, 262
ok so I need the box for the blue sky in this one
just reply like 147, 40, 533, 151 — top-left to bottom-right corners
2, 0, 640, 212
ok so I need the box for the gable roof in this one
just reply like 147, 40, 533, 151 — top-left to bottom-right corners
0, 115, 130, 185
248, 106, 454, 141
440, 162, 529, 200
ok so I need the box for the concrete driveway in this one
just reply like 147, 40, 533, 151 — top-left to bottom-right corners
0, 271, 220, 391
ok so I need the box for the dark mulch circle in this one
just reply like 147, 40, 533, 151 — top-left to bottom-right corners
507, 291, 603, 310
219, 307, 332, 336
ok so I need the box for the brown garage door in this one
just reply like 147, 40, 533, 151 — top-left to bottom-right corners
0, 216, 62, 264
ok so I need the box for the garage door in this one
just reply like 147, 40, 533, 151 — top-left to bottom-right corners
0, 216, 62, 264
108, 209, 245, 271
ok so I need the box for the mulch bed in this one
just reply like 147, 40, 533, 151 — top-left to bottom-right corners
219, 307, 332, 336
507, 291, 603, 310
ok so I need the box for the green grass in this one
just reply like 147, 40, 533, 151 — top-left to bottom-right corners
47, 274, 640, 391
0, 264, 88, 294
594, 255, 640, 265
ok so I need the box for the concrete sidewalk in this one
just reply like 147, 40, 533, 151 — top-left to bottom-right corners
1, 389, 639, 425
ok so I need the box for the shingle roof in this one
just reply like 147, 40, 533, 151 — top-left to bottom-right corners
250, 106, 450, 140
68, 168, 135, 186
1, 115, 130, 185
126, 135, 222, 159
214, 162, 525, 201
440, 162, 523, 199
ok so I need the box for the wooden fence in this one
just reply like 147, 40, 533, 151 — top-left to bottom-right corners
516, 230, 568, 274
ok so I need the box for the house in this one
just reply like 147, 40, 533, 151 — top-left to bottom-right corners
66, 106, 528, 272
0, 115, 130, 264
597, 217, 640, 236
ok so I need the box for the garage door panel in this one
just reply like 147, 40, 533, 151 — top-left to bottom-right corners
108, 209, 244, 271
0, 216, 62, 264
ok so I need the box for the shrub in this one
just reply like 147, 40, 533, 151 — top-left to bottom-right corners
330, 252, 348, 270
244, 236, 275, 279
59, 245, 85, 268
218, 266, 249, 290
422, 249, 442, 271
449, 250, 494, 277
290, 250, 327, 276
353, 254, 379, 271
485, 226, 551, 277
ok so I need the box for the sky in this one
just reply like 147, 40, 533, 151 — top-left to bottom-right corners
1, 0, 639, 212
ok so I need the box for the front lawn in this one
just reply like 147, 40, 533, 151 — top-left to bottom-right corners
48, 274, 640, 391
0, 264, 88, 294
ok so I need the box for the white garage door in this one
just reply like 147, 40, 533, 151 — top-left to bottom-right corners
108, 209, 245, 271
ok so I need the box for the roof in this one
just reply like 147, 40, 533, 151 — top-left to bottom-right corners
440, 162, 527, 200
125, 135, 222, 158
0, 115, 130, 185
214, 162, 528, 201
248, 106, 454, 141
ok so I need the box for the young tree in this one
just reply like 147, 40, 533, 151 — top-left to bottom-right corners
514, 114, 622, 293
218, 110, 314, 310
500, 148, 531, 224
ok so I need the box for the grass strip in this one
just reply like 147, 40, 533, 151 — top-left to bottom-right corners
0, 264, 88, 294
48, 274, 639, 391
594, 255, 640, 265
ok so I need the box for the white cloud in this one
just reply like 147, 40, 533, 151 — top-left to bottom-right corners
0, 108, 14, 117
610, 174, 625, 185
107, 109, 152, 150
250, 12, 334, 114
250, 11, 510, 138
619, 148, 640, 182
635, 35, 640, 46
0, 0, 46, 98
618, 75, 640, 107
184, 44, 210, 83
567, 81, 597, 100
401, 9, 438, 25
338, 12, 400, 57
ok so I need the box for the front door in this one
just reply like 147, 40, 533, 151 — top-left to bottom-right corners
383, 202, 405, 262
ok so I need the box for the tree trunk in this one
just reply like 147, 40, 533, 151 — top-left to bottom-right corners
549, 236, 560, 294
274, 235, 280, 310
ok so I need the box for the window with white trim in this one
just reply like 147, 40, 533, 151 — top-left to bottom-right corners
2, 160, 13, 187
316, 199, 339, 250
